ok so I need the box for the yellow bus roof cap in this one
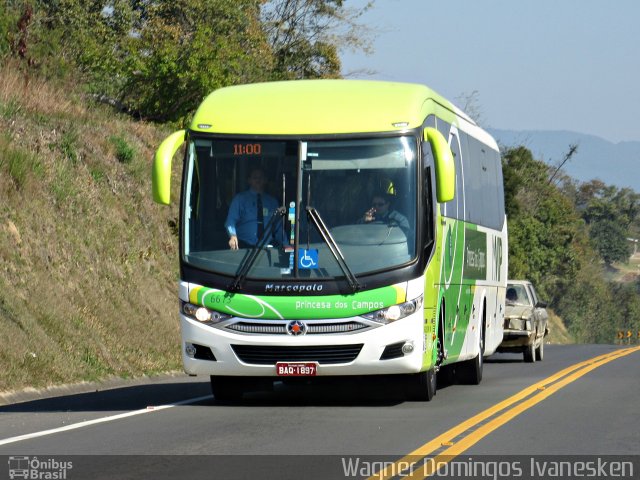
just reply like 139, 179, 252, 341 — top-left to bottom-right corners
190, 79, 453, 135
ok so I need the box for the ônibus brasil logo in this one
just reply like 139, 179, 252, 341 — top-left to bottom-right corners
8, 456, 73, 479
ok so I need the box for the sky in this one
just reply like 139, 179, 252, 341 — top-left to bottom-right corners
339, 0, 640, 143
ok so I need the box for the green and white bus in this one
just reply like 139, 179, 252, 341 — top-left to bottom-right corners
152, 80, 507, 401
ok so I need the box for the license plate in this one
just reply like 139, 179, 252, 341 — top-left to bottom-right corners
276, 362, 317, 376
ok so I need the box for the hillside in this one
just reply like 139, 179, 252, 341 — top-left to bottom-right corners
488, 128, 640, 192
608, 252, 640, 284
0, 66, 183, 392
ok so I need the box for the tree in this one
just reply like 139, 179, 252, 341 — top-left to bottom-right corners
1, 2, 63, 75
554, 262, 617, 343
23, 0, 375, 122
261, 0, 374, 79
610, 282, 640, 340
34, 0, 273, 122
589, 220, 631, 265
455, 90, 484, 126
120, 0, 274, 121
501, 146, 587, 303
547, 143, 578, 186
574, 180, 639, 265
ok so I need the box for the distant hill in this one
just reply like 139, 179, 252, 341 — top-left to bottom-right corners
487, 129, 640, 192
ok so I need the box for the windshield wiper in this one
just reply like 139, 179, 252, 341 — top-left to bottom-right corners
306, 206, 361, 293
229, 207, 286, 291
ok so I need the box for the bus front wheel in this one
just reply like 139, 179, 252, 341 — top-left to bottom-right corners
405, 369, 436, 401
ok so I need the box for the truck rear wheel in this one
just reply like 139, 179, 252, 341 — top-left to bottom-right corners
524, 340, 536, 363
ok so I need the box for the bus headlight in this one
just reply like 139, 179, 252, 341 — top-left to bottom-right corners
181, 301, 231, 324
362, 296, 423, 324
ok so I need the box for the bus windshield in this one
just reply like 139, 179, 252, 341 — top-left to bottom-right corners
182, 135, 418, 280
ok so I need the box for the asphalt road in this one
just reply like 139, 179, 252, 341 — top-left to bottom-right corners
1, 344, 639, 479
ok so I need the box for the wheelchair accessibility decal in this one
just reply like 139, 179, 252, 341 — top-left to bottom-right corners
298, 249, 319, 269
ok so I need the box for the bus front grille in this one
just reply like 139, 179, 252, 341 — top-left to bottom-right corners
225, 321, 369, 335
231, 344, 364, 365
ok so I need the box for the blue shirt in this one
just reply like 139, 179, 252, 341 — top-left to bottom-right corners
225, 189, 282, 246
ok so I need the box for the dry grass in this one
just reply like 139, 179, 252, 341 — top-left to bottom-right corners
545, 309, 574, 345
0, 63, 184, 392
0, 62, 83, 119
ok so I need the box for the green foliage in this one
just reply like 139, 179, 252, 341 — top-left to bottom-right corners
31, 0, 274, 122
0, 98, 22, 119
4, 148, 30, 188
610, 282, 640, 334
554, 262, 617, 343
572, 180, 640, 265
502, 146, 584, 301
50, 161, 77, 203
110, 135, 135, 164
590, 220, 631, 264
0, 2, 24, 60
0, 135, 42, 188
0, 3, 15, 59
59, 128, 79, 163
120, 0, 274, 121
1, 2, 75, 80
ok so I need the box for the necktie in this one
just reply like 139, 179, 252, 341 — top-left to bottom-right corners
256, 193, 264, 239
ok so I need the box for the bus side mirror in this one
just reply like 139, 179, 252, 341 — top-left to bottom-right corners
152, 130, 185, 205
424, 127, 455, 203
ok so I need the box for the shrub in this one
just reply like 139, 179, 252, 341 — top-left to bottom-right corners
110, 135, 135, 164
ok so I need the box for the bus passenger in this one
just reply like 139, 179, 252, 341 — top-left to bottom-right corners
225, 167, 280, 249
360, 193, 410, 231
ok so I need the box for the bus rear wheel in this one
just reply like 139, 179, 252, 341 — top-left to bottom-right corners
405, 369, 436, 401
456, 312, 485, 385
456, 351, 483, 385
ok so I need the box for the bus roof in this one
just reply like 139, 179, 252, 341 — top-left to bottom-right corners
190, 79, 492, 145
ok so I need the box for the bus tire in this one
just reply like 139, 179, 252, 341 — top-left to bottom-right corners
456, 352, 483, 385
405, 369, 436, 401
456, 308, 485, 385
210, 376, 245, 403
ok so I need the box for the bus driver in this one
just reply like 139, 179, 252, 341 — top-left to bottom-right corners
225, 167, 280, 249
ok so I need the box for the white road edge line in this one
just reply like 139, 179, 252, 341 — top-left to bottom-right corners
0, 394, 213, 446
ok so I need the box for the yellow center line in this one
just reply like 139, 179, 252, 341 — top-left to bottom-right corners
370, 346, 640, 480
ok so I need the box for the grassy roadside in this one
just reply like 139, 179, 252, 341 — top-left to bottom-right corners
546, 309, 574, 345
0, 64, 183, 392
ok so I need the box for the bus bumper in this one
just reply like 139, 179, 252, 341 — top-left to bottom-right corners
180, 313, 429, 376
